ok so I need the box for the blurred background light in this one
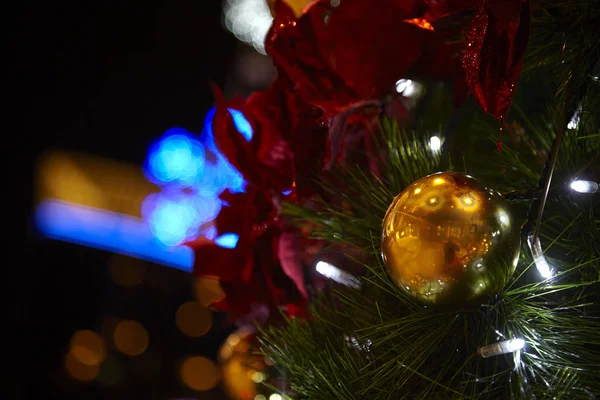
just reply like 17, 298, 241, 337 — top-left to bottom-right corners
194, 277, 226, 307
215, 233, 239, 249
113, 320, 149, 356
223, 0, 273, 54
35, 107, 254, 271
35, 199, 195, 271
65, 352, 100, 382
179, 356, 220, 391
69, 330, 106, 367
175, 301, 213, 338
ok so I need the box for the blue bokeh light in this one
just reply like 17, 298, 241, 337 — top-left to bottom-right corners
141, 107, 252, 248
214, 233, 239, 249
35, 107, 255, 270
36, 200, 194, 271
228, 109, 253, 141
145, 128, 205, 186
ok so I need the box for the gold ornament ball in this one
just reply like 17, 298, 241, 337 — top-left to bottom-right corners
381, 172, 521, 306
219, 328, 268, 400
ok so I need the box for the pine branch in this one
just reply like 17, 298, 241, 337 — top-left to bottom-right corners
262, 105, 599, 398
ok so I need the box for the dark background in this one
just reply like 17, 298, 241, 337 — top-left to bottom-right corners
18, 0, 244, 398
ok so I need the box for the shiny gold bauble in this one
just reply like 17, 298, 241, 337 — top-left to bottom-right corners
219, 328, 268, 400
381, 172, 521, 306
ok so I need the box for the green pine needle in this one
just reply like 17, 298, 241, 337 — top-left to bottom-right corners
259, 11, 600, 397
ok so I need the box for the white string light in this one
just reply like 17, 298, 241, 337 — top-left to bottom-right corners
315, 261, 361, 288
570, 180, 599, 193
429, 136, 442, 151
527, 234, 554, 279
478, 338, 525, 358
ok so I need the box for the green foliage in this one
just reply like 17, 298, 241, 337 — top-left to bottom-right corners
260, 4, 600, 397
260, 95, 599, 398
284, 121, 441, 254
525, 0, 600, 106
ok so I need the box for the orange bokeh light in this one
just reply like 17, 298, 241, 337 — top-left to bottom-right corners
69, 329, 106, 366
193, 277, 225, 307
113, 320, 149, 356
65, 352, 100, 382
176, 301, 213, 337
179, 356, 220, 391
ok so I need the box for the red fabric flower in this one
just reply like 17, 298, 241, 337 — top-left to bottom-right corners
190, 187, 309, 323
266, 0, 530, 121
211, 74, 327, 200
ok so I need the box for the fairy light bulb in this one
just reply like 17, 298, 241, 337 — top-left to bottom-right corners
570, 180, 598, 193
315, 261, 361, 288
429, 136, 441, 151
527, 234, 554, 279
478, 338, 525, 358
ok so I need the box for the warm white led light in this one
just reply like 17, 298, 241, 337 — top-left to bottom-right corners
527, 234, 554, 279
316, 261, 361, 288
570, 180, 598, 193
478, 338, 525, 358
429, 136, 441, 151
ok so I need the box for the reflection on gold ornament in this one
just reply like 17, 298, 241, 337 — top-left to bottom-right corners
267, 0, 314, 18
381, 172, 521, 305
219, 328, 268, 400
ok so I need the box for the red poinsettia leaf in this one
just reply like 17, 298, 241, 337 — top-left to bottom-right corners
311, 0, 429, 98
266, 1, 360, 117
469, 0, 531, 120
215, 188, 269, 237
278, 231, 308, 299
212, 102, 267, 186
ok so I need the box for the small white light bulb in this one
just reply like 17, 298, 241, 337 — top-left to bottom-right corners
478, 338, 525, 358
570, 180, 598, 193
316, 261, 361, 288
429, 136, 441, 151
527, 234, 554, 279
395, 79, 413, 94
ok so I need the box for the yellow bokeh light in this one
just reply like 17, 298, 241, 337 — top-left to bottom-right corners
109, 255, 145, 287
180, 356, 220, 391
65, 352, 100, 382
414, 188, 422, 194
193, 277, 225, 307
176, 301, 213, 337
114, 320, 149, 356
463, 196, 473, 205
69, 330, 106, 366
251, 371, 265, 383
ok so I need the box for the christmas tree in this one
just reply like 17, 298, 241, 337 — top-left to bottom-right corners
192, 0, 599, 398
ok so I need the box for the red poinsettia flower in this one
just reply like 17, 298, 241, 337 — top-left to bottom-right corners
211, 73, 328, 200
266, 0, 531, 121
190, 187, 313, 323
